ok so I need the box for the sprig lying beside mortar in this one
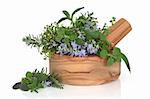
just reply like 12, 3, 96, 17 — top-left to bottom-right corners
13, 68, 63, 93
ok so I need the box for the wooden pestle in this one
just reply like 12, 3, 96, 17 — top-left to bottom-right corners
107, 18, 132, 48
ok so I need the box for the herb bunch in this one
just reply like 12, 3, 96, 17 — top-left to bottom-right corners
13, 68, 63, 93
22, 7, 131, 72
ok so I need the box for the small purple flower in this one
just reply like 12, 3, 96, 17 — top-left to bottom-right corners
87, 44, 97, 54
79, 49, 86, 57
71, 41, 78, 50
71, 49, 86, 57
84, 21, 99, 32
77, 45, 81, 50
57, 43, 69, 55
74, 51, 79, 56
87, 44, 93, 51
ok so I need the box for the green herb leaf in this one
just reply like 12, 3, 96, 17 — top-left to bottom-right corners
69, 33, 77, 41
112, 47, 121, 56
101, 44, 109, 51
62, 10, 70, 19
121, 53, 131, 73
63, 38, 70, 44
57, 17, 68, 24
103, 29, 110, 36
90, 31, 101, 39
48, 73, 63, 89
55, 32, 64, 42
32, 77, 38, 85
85, 32, 93, 40
100, 34, 107, 41
37, 83, 43, 88
76, 38, 84, 45
112, 47, 122, 62
22, 78, 30, 85
100, 50, 108, 58
107, 57, 115, 66
71, 7, 84, 19
26, 71, 33, 78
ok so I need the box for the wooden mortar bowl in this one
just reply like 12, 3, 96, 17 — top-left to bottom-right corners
49, 54, 120, 86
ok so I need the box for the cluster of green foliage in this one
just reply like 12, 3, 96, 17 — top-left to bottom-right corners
13, 68, 63, 93
22, 7, 131, 72
97, 47, 130, 72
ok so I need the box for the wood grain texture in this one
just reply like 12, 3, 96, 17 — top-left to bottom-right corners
107, 18, 132, 48
49, 54, 120, 85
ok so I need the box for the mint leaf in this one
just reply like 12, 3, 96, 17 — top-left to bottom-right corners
100, 34, 107, 41
101, 44, 109, 51
85, 32, 93, 40
91, 31, 101, 39
112, 47, 122, 62
107, 57, 115, 66
113, 47, 121, 56
76, 38, 84, 45
63, 38, 70, 44
100, 50, 108, 58
69, 33, 77, 41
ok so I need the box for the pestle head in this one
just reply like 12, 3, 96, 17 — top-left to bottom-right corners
107, 18, 132, 48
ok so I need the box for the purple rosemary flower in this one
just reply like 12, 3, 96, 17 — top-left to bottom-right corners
84, 21, 99, 32
87, 43, 98, 54
57, 43, 69, 55
79, 49, 86, 57
71, 41, 78, 50
71, 49, 86, 57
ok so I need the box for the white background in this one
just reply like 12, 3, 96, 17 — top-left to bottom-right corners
0, 0, 150, 99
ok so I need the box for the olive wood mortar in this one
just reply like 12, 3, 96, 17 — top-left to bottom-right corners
49, 18, 132, 85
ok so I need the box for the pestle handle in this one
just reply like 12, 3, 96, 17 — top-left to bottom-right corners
107, 18, 132, 48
